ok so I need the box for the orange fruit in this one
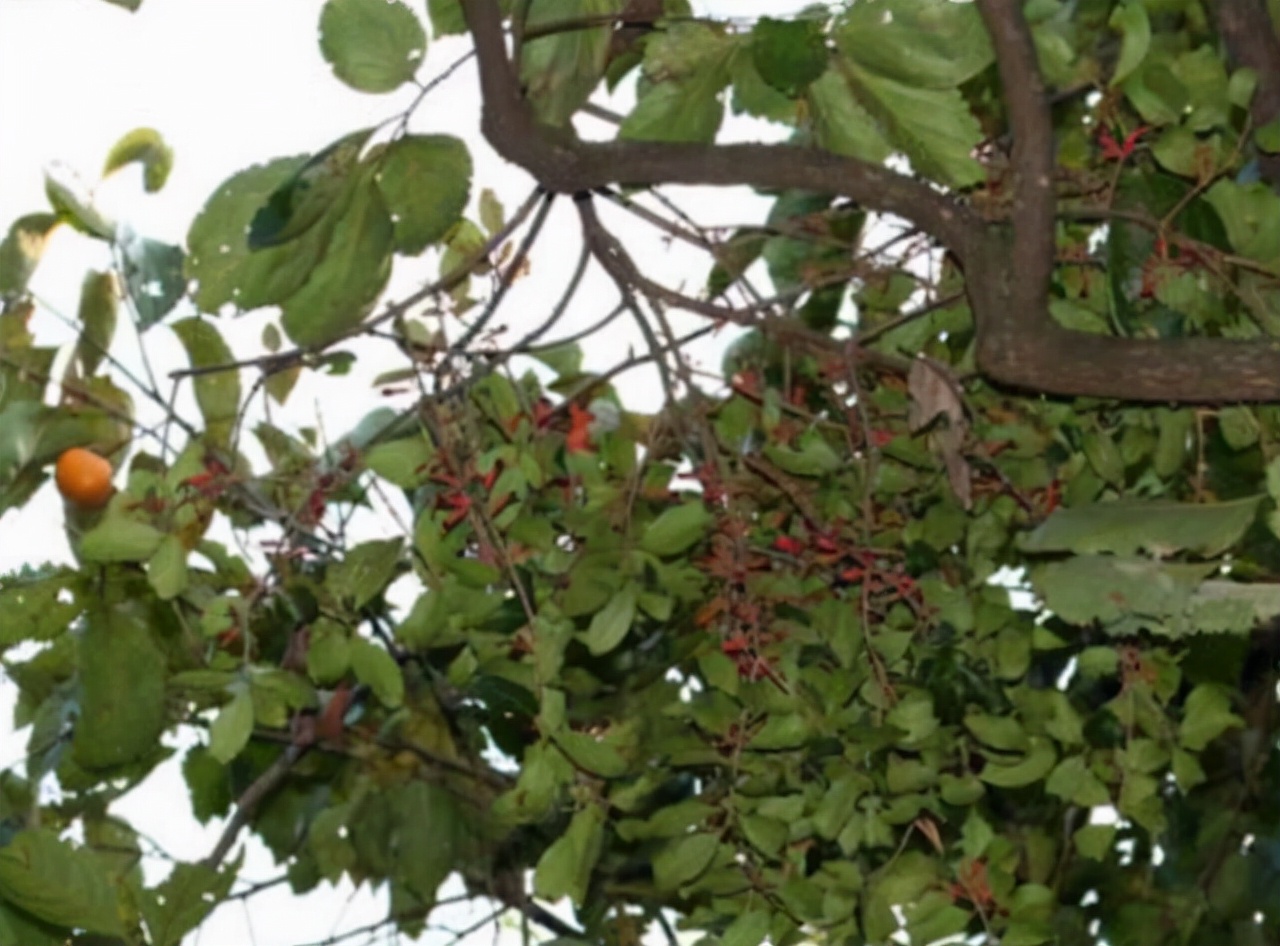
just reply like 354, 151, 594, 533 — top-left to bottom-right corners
55, 447, 114, 509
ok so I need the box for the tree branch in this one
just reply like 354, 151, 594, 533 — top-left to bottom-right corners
460, 0, 979, 257
462, 0, 1280, 403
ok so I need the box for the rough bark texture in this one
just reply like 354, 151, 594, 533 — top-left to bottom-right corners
461, 0, 1280, 404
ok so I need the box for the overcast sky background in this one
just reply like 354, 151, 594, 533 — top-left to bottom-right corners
0, 1, 808, 943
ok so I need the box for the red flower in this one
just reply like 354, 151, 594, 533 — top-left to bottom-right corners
1099, 125, 1148, 162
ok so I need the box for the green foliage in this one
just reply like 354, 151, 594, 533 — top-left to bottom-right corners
4, 2, 1280, 945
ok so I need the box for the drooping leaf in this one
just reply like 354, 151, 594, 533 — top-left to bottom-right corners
72, 271, 118, 377
0, 213, 58, 299
102, 127, 174, 192
319, 0, 427, 94
44, 163, 114, 239
171, 317, 240, 446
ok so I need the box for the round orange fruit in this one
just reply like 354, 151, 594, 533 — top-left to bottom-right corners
55, 447, 114, 509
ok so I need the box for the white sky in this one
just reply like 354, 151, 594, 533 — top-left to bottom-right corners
0, 1, 804, 943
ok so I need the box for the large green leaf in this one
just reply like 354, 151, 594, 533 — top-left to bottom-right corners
836, 0, 993, 88
375, 134, 472, 255
139, 862, 237, 946
248, 129, 373, 249
0, 829, 124, 935
520, 0, 620, 125
73, 600, 167, 769
749, 16, 827, 96
806, 69, 893, 163
844, 62, 986, 187
280, 167, 394, 346
319, 0, 426, 93
72, 270, 118, 377
186, 155, 316, 312
1018, 495, 1262, 557
620, 23, 735, 143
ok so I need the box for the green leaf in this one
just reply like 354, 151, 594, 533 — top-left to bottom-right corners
641, 502, 712, 556
843, 63, 985, 187
1073, 823, 1116, 860
978, 737, 1057, 788
44, 163, 114, 239
73, 601, 167, 769
208, 687, 255, 764
249, 129, 373, 250
118, 232, 185, 329
147, 534, 189, 600
533, 806, 606, 906
1018, 495, 1262, 557
1204, 181, 1280, 272
307, 619, 352, 684
140, 862, 236, 946
1109, 1, 1151, 87
427, 0, 466, 36
350, 636, 404, 707
364, 435, 433, 488
331, 538, 403, 609
722, 909, 772, 946
750, 17, 827, 96
652, 832, 718, 891
72, 271, 118, 377
375, 134, 473, 255
79, 517, 164, 564
585, 584, 637, 655
171, 317, 240, 446
319, 0, 426, 93
1178, 683, 1243, 750
520, 0, 620, 125
0, 213, 58, 299
0, 830, 124, 935
553, 730, 630, 778
806, 69, 893, 163
1258, 118, 1280, 153
103, 127, 173, 192
394, 782, 463, 900
621, 23, 733, 144
836, 0, 993, 88
280, 168, 394, 346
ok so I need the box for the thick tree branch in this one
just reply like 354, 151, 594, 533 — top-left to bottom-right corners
1213, 0, 1280, 188
463, 0, 1280, 403
460, 0, 979, 257
974, 0, 1057, 303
